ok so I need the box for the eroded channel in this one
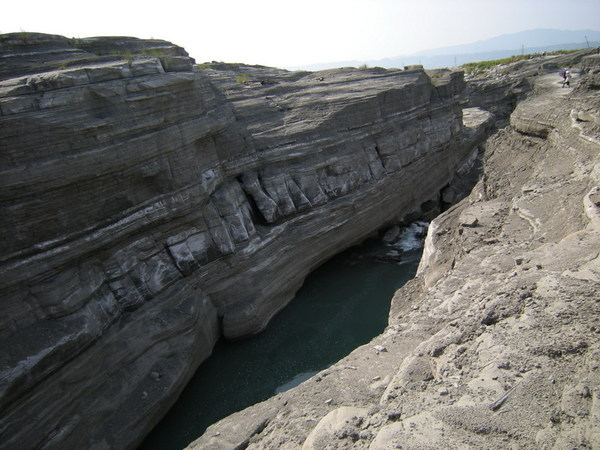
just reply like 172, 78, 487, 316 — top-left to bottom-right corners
140, 223, 427, 449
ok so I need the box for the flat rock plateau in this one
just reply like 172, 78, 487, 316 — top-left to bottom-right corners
0, 32, 598, 449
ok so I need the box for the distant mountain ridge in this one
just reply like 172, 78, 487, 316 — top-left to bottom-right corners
413, 28, 600, 56
290, 28, 600, 71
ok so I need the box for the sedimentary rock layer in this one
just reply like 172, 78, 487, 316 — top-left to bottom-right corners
0, 33, 489, 448
188, 51, 600, 450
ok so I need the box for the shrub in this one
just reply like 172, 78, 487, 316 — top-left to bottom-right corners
141, 48, 168, 58
236, 73, 250, 83
120, 50, 134, 64
19, 29, 31, 43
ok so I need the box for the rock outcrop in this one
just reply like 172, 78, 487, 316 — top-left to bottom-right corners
189, 51, 600, 449
0, 33, 490, 448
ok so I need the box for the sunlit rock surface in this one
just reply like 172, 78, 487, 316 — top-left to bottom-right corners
188, 50, 600, 450
0, 33, 490, 448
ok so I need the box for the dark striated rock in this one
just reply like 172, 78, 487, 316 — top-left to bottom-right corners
464, 74, 530, 122
0, 32, 190, 81
0, 33, 491, 448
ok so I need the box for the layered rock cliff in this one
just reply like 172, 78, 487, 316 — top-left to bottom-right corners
190, 52, 600, 449
0, 33, 490, 448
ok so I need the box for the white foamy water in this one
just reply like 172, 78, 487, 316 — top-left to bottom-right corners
393, 221, 429, 252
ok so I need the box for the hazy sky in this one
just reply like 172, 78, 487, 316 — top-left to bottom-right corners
3, 0, 600, 68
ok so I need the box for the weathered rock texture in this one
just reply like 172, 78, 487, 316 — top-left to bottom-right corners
188, 51, 600, 449
0, 33, 489, 448
464, 49, 596, 122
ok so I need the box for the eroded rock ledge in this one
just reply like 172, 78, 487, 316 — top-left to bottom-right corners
189, 52, 600, 449
0, 33, 491, 448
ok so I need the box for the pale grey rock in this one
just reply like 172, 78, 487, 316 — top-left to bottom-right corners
160, 56, 194, 72
302, 406, 369, 449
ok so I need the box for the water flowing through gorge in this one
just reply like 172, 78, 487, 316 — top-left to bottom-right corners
140, 224, 426, 449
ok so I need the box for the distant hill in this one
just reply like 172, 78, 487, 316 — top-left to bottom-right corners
412, 29, 600, 56
290, 29, 600, 71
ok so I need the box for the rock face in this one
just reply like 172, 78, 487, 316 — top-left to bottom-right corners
463, 49, 596, 123
188, 51, 600, 449
0, 33, 490, 448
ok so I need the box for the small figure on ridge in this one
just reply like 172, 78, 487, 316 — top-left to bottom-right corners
561, 69, 572, 88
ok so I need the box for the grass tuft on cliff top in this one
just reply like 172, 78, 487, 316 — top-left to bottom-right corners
461, 49, 581, 75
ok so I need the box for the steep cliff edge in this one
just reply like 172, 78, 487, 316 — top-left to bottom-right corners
189, 52, 600, 449
0, 33, 490, 448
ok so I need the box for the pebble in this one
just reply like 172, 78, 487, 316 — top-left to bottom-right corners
497, 361, 511, 370
581, 386, 591, 398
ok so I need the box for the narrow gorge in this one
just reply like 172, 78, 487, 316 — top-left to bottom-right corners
0, 33, 488, 449
1, 33, 598, 449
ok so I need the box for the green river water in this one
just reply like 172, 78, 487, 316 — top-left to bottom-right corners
141, 227, 424, 450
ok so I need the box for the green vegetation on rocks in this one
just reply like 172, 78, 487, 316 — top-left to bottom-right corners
461, 48, 582, 75
235, 72, 250, 83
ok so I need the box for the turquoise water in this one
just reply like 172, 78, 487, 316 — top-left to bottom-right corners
140, 235, 423, 450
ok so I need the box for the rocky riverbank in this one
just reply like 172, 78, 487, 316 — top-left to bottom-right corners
189, 52, 600, 449
1, 33, 490, 448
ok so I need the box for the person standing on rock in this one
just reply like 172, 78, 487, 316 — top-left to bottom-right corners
562, 70, 572, 88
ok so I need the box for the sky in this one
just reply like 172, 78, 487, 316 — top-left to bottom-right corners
3, 0, 600, 69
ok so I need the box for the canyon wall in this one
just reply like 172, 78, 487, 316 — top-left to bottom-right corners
189, 51, 600, 449
0, 34, 490, 448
